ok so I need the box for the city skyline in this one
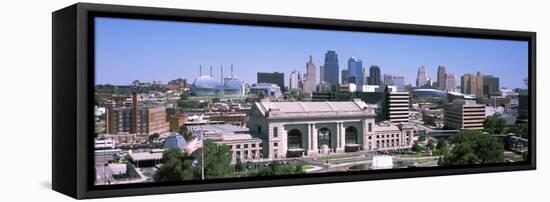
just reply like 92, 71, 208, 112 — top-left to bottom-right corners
95, 17, 528, 89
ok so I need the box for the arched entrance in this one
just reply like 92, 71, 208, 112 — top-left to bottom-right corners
345, 126, 360, 152
318, 127, 331, 149
287, 129, 304, 157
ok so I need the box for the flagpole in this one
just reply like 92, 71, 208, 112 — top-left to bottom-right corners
201, 126, 205, 180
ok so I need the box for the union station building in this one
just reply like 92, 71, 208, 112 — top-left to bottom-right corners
247, 99, 417, 159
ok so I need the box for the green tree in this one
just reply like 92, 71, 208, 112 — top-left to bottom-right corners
294, 164, 305, 174
484, 116, 507, 134
179, 91, 190, 100
154, 140, 233, 182
202, 140, 232, 179
427, 139, 436, 150
247, 161, 304, 177
436, 138, 447, 151
444, 131, 504, 165
94, 95, 101, 106
153, 149, 196, 182
445, 143, 479, 165
510, 123, 528, 139
211, 97, 220, 103
235, 158, 244, 172
411, 142, 424, 152
473, 135, 505, 163
148, 133, 160, 142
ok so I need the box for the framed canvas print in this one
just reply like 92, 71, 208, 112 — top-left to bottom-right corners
52, 3, 536, 199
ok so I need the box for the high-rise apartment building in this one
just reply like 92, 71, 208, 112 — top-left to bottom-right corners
385, 91, 410, 123
461, 72, 484, 97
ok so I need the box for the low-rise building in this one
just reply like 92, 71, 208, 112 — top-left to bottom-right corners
105, 93, 170, 135
187, 124, 262, 162
370, 122, 416, 151
422, 109, 444, 127
247, 99, 417, 159
208, 113, 247, 127
249, 83, 282, 97
95, 138, 116, 150
167, 115, 187, 132
444, 99, 486, 130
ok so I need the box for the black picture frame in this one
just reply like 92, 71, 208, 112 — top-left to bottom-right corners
52, 3, 536, 199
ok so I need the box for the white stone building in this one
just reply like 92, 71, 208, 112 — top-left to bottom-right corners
247, 99, 417, 159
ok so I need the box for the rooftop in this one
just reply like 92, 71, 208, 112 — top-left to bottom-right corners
254, 99, 375, 118
187, 124, 249, 134
129, 152, 163, 161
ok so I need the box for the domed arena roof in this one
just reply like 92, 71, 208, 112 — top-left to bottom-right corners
225, 79, 243, 89
411, 88, 447, 98
193, 75, 219, 88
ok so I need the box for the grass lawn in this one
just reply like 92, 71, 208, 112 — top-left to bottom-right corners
399, 153, 434, 158
504, 154, 524, 162
317, 153, 362, 161
301, 165, 315, 170
415, 159, 435, 164
329, 156, 372, 165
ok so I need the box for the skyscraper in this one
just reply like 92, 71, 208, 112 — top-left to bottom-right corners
483, 75, 500, 97
257, 72, 285, 91
356, 60, 364, 86
383, 74, 394, 86
437, 65, 446, 90
289, 70, 300, 91
303, 55, 317, 95
341, 69, 349, 85
416, 66, 428, 87
461, 72, 484, 97
445, 73, 456, 92
362, 68, 369, 87
368, 65, 381, 85
323, 51, 339, 90
347, 56, 364, 86
393, 76, 405, 92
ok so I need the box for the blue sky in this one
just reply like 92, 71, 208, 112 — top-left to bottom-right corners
95, 17, 528, 89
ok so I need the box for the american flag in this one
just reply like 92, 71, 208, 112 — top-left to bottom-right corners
184, 131, 203, 155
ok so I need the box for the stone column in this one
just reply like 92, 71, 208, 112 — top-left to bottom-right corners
336, 122, 345, 153
308, 124, 312, 151
312, 123, 318, 153
341, 122, 346, 149
307, 123, 318, 156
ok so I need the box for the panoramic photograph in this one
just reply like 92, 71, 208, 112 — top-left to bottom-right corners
93, 17, 529, 185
